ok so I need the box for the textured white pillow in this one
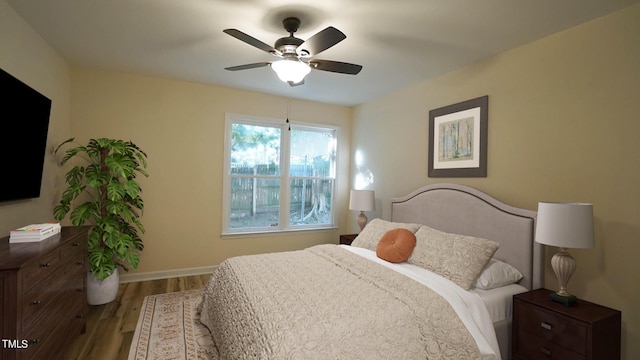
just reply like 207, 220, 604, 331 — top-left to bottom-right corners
474, 259, 523, 290
408, 225, 499, 290
351, 218, 422, 251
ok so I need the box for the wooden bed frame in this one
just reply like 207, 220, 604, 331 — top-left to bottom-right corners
390, 183, 543, 359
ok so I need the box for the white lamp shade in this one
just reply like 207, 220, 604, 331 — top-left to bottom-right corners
271, 59, 311, 83
535, 202, 594, 249
349, 190, 375, 212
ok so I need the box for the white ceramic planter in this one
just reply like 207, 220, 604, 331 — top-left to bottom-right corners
87, 267, 120, 305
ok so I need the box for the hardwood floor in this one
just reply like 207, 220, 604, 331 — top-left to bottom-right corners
64, 274, 212, 360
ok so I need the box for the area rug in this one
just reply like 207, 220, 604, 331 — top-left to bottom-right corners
129, 289, 219, 360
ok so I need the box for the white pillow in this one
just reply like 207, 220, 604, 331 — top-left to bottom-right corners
408, 225, 499, 290
351, 218, 422, 251
474, 259, 523, 290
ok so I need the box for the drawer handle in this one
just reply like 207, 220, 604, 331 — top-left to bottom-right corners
40, 262, 51, 268
32, 300, 42, 305
76, 313, 84, 318
76, 260, 85, 266
540, 321, 552, 331
76, 287, 85, 292
72, 242, 81, 247
31, 338, 41, 345
540, 346, 552, 356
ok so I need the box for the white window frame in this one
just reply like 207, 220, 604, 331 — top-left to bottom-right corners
222, 113, 339, 235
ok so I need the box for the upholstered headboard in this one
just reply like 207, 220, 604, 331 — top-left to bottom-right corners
390, 183, 543, 290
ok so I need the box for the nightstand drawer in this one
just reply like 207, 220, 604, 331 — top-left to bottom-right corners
513, 289, 621, 360
516, 328, 584, 360
516, 302, 588, 355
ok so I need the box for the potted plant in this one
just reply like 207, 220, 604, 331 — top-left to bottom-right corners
53, 138, 148, 305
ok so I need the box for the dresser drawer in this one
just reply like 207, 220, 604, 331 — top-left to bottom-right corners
21, 249, 61, 292
60, 237, 86, 263
21, 257, 86, 334
20, 293, 86, 360
516, 301, 588, 355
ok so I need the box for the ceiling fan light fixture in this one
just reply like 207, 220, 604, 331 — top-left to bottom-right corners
271, 59, 311, 84
224, 18, 361, 85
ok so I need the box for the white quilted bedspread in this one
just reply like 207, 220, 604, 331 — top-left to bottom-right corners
198, 244, 498, 360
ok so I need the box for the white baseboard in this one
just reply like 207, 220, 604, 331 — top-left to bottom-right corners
119, 265, 218, 283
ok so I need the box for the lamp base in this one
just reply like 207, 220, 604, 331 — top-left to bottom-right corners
357, 212, 368, 231
550, 248, 578, 306
549, 292, 577, 306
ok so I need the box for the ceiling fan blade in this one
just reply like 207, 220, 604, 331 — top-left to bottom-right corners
225, 62, 271, 71
310, 60, 363, 75
223, 29, 280, 55
296, 27, 346, 57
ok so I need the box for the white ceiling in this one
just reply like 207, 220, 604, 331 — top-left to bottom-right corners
6, 0, 639, 106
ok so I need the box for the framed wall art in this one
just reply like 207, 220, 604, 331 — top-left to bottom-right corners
428, 95, 488, 177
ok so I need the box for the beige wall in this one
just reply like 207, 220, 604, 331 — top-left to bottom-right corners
352, 4, 640, 358
69, 68, 352, 276
0, 1, 72, 234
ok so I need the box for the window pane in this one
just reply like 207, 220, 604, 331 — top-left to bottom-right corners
289, 178, 333, 226
289, 129, 335, 178
230, 178, 280, 229
224, 115, 339, 233
231, 123, 280, 175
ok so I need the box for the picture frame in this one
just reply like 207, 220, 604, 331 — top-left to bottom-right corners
428, 95, 488, 178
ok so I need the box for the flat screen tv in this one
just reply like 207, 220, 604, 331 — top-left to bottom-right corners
0, 68, 52, 202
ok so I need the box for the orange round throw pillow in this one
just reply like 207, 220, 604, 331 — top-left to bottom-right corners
376, 228, 417, 263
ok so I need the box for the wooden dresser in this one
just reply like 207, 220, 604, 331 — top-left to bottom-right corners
512, 288, 621, 360
0, 226, 89, 360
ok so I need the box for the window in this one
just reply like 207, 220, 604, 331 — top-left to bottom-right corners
223, 114, 338, 234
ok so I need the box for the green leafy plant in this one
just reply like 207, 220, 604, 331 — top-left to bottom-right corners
53, 138, 149, 280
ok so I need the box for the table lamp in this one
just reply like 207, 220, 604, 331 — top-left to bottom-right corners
349, 190, 375, 231
535, 202, 594, 305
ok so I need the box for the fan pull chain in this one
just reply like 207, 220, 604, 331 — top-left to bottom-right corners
286, 100, 291, 131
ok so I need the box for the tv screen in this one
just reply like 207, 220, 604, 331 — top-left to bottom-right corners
0, 68, 52, 202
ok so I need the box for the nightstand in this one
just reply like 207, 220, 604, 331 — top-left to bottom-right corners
339, 233, 358, 245
512, 288, 621, 360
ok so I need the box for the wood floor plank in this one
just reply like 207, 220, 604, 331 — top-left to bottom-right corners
64, 275, 208, 360
86, 317, 125, 360
65, 301, 108, 359
119, 282, 147, 332
116, 333, 133, 360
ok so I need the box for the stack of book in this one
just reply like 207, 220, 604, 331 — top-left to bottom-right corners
9, 223, 62, 243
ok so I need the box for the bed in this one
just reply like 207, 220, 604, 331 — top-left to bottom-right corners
198, 183, 543, 359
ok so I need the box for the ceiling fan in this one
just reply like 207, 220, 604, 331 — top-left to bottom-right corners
223, 17, 363, 86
